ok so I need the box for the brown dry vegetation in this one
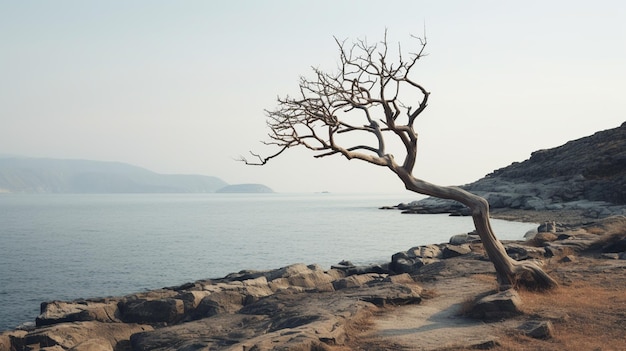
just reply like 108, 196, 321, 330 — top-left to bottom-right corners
510, 280, 626, 351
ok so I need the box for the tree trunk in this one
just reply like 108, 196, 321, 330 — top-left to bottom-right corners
394, 167, 558, 290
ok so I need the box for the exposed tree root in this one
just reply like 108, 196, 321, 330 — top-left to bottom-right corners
511, 260, 559, 291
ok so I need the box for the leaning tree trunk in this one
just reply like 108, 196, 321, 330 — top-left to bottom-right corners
394, 167, 558, 290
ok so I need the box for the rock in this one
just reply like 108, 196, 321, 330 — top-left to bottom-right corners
600, 253, 620, 260
132, 289, 376, 351
286, 269, 336, 291
332, 274, 379, 290
391, 257, 417, 274
390, 252, 437, 274
532, 232, 558, 245
22, 321, 151, 350
68, 338, 113, 351
518, 320, 554, 339
442, 244, 472, 258
0, 330, 27, 351
601, 236, 626, 253
505, 243, 545, 259
544, 245, 565, 258
557, 233, 574, 240
341, 263, 391, 275
36, 300, 120, 326
38, 346, 66, 351
178, 290, 213, 313
128, 314, 270, 351
524, 227, 538, 240
383, 273, 416, 285
505, 244, 529, 260
407, 244, 443, 259
468, 339, 500, 349
118, 298, 185, 324
469, 289, 523, 320
538, 221, 557, 233
263, 263, 312, 281
192, 290, 245, 318
548, 235, 596, 252
342, 283, 422, 307
449, 233, 480, 245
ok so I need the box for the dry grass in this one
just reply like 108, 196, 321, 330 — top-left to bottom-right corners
586, 226, 605, 235
586, 216, 626, 251
430, 273, 626, 351
585, 215, 626, 234
457, 295, 478, 317
508, 280, 626, 351
419, 288, 440, 300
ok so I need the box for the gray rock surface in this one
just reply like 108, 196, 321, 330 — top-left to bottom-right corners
2, 263, 423, 351
469, 289, 523, 319
517, 320, 555, 339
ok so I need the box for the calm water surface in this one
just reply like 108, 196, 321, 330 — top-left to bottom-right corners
0, 193, 536, 330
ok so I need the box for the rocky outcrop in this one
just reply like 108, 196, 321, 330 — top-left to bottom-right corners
467, 289, 523, 320
393, 122, 626, 221
1, 263, 422, 351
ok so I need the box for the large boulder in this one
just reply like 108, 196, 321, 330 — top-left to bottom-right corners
191, 290, 245, 318
21, 321, 152, 350
36, 300, 120, 326
468, 289, 523, 320
118, 298, 185, 324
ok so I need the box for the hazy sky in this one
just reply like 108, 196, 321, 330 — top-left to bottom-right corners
2, 1, 624, 193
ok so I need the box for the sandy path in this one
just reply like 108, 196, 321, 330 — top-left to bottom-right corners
359, 276, 519, 350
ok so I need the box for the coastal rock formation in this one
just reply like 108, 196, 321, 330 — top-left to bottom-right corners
395, 122, 626, 221
1, 263, 422, 351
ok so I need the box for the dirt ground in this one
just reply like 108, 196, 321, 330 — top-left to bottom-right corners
346, 214, 626, 351
345, 256, 626, 351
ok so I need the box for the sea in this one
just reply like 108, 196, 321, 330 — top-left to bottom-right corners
0, 193, 537, 331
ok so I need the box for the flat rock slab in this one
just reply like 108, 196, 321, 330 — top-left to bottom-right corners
130, 287, 412, 351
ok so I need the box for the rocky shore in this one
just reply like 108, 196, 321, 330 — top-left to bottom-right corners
2, 213, 625, 351
389, 122, 626, 223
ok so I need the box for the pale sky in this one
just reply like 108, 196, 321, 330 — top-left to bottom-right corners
1, 1, 624, 193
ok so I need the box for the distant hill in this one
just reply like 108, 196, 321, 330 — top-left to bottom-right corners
216, 184, 274, 193
0, 157, 229, 193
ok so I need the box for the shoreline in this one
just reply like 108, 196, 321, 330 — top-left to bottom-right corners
2, 213, 625, 351
490, 208, 593, 225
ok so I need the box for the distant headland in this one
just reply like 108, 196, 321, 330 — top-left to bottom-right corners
0, 157, 273, 194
